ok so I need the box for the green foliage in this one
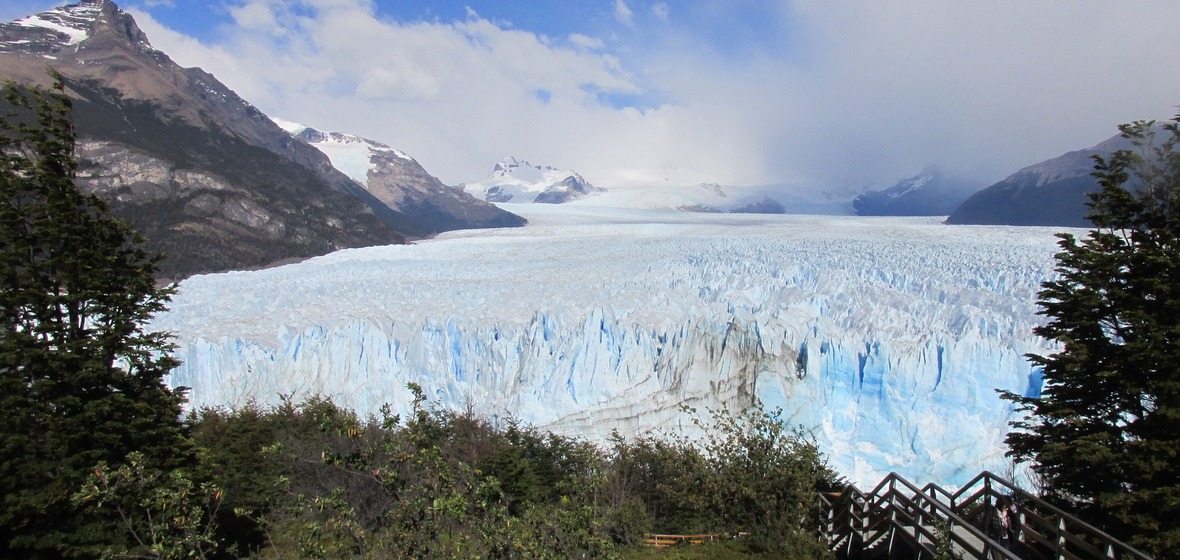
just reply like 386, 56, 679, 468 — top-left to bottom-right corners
609, 431, 712, 533
187, 402, 285, 558
0, 78, 197, 557
1001, 115, 1180, 555
929, 520, 964, 560
606, 406, 839, 558
190, 389, 616, 559
188, 392, 840, 559
619, 538, 802, 560
72, 451, 222, 560
697, 406, 839, 551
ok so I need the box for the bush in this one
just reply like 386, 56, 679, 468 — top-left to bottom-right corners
188, 390, 840, 558
606, 406, 839, 557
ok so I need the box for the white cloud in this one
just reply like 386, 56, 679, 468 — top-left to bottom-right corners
613, 0, 634, 26
651, 2, 669, 22
568, 33, 604, 50
130, 0, 1180, 190
132, 0, 678, 185
227, 1, 280, 33
759, 0, 1180, 186
613, 0, 1180, 187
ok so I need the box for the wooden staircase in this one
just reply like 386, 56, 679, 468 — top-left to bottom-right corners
818, 471, 1154, 560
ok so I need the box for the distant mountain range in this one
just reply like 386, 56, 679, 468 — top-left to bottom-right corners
853, 166, 982, 217
462, 157, 602, 204
3, 0, 1159, 255
0, 0, 522, 279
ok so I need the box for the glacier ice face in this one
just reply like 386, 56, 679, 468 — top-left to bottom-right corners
152, 203, 1075, 487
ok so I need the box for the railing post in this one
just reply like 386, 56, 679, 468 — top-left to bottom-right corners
887, 479, 897, 558
826, 498, 834, 543
1015, 505, 1025, 551
1056, 517, 1067, 560
914, 501, 922, 552
852, 493, 861, 557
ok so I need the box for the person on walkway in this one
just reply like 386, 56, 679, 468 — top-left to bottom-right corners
999, 497, 1012, 546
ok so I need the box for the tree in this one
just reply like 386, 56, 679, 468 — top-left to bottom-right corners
606, 405, 840, 557
0, 77, 196, 557
1001, 114, 1180, 555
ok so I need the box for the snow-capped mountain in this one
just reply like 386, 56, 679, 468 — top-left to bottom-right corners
1, 0, 403, 278
0, 0, 523, 277
464, 157, 601, 204
0, 0, 102, 50
153, 205, 1068, 487
853, 166, 982, 216
272, 118, 411, 185
274, 119, 526, 237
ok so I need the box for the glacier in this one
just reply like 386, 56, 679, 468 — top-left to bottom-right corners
152, 202, 1075, 487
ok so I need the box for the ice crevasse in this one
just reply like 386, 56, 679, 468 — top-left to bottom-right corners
152, 209, 1068, 486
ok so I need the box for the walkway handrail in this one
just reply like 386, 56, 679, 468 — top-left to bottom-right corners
949, 471, 1153, 560
879, 472, 1021, 559
821, 471, 1020, 559
819, 470, 1155, 560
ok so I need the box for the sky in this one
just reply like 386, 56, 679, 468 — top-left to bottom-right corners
5, 0, 1180, 190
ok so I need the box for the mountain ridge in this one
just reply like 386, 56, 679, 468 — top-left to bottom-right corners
1, 0, 522, 277
853, 166, 982, 217
276, 120, 527, 237
946, 130, 1148, 226
463, 156, 602, 204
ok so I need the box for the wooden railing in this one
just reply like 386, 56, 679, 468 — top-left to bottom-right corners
644, 533, 728, 548
820, 472, 1019, 559
819, 471, 1154, 560
951, 471, 1153, 560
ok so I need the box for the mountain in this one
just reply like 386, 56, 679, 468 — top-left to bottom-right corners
274, 120, 526, 238
0, 0, 521, 278
567, 181, 855, 215
853, 166, 982, 216
153, 207, 1062, 487
945, 131, 1141, 227
463, 157, 602, 204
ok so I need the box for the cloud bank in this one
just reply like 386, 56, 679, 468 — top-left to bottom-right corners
118, 0, 1180, 189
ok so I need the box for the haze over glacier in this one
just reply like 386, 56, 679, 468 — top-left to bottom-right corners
152, 202, 1071, 486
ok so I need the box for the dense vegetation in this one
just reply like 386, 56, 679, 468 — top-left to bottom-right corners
190, 390, 840, 559
1003, 115, 1180, 555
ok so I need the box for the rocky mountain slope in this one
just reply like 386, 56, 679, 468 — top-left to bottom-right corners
946, 131, 1145, 227
0, 0, 521, 278
853, 166, 982, 216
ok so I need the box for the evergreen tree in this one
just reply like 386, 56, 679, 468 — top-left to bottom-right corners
1001, 114, 1180, 554
0, 77, 195, 557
